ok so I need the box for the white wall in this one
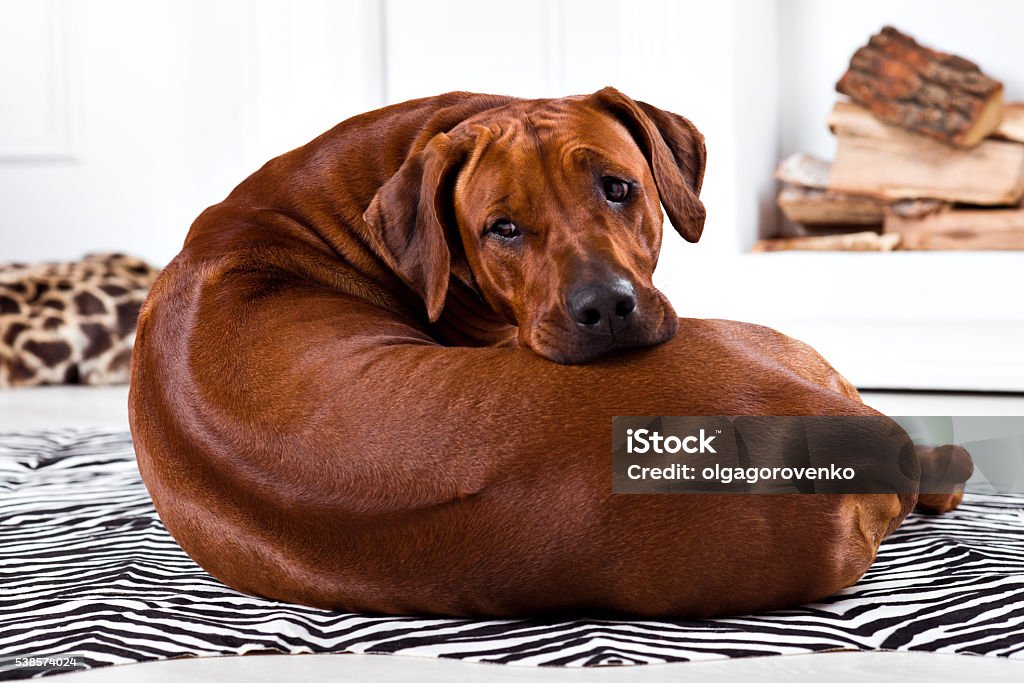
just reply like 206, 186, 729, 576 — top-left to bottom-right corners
0, 0, 386, 267
0, 0, 766, 269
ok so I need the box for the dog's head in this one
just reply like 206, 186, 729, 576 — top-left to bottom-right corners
364, 87, 706, 364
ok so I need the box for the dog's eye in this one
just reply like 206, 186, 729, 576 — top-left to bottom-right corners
602, 177, 631, 203
487, 219, 522, 240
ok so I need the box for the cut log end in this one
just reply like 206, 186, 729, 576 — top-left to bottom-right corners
774, 153, 831, 189
995, 103, 1024, 144
966, 92, 1006, 147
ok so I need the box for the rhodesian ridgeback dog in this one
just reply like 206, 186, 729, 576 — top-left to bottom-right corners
129, 88, 971, 618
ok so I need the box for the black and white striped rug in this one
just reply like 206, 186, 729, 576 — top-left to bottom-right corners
1, 429, 1022, 678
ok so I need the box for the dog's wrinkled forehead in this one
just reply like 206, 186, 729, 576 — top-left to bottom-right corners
452, 99, 651, 192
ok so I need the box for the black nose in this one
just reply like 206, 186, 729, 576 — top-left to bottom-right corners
568, 280, 638, 334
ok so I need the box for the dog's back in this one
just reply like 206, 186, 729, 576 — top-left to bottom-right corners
130, 90, 961, 618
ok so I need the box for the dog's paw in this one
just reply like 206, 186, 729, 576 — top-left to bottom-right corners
916, 487, 966, 514
915, 444, 973, 514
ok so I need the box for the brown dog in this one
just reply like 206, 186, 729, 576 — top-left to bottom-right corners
129, 88, 969, 618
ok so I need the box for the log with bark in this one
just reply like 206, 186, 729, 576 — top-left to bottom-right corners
835, 26, 1004, 148
777, 185, 887, 226
828, 101, 1024, 205
774, 153, 946, 227
753, 232, 901, 252
885, 205, 1024, 250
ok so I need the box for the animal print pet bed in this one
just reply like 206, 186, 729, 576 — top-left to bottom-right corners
0, 429, 1022, 679
0, 254, 157, 387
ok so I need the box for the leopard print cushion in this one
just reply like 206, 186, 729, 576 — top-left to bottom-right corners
0, 253, 159, 387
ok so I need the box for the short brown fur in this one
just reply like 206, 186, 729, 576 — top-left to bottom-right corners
130, 89, 965, 618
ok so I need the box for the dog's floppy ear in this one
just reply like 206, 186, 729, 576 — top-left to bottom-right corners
363, 133, 464, 322
586, 87, 707, 242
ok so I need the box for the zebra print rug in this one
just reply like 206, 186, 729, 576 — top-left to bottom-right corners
1, 429, 1023, 678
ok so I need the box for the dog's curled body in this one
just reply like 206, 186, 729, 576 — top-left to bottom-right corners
130, 90, 961, 618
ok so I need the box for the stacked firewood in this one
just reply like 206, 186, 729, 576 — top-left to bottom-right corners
761, 26, 1024, 252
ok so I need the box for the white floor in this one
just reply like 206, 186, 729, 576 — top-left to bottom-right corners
45, 651, 1024, 682
2, 385, 1024, 431
3, 384, 1023, 681
0, 385, 131, 430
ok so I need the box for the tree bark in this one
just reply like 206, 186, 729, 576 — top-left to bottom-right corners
836, 26, 1003, 148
